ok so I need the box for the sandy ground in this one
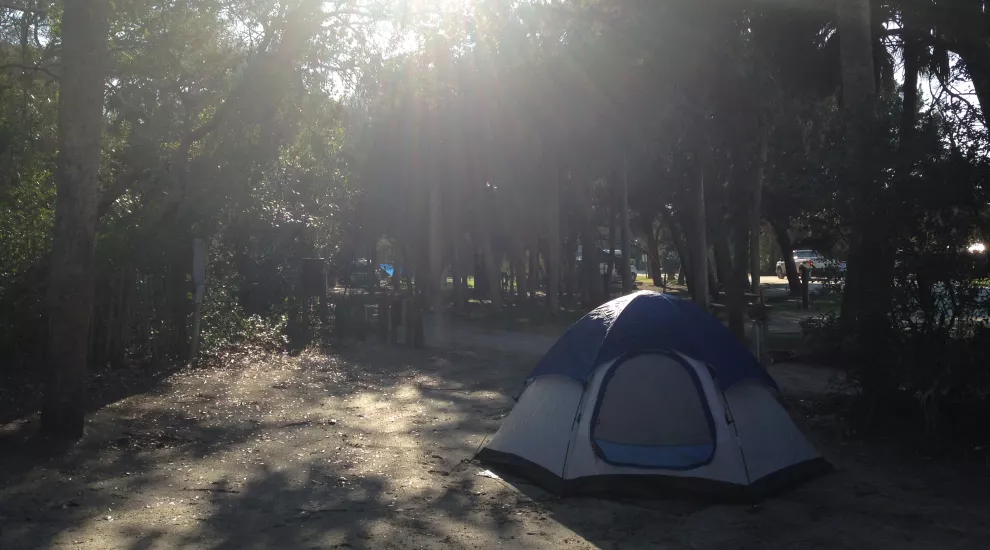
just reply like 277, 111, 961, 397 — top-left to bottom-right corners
2, 319, 989, 549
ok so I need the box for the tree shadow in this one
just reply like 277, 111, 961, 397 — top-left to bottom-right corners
5, 337, 990, 549
0, 361, 187, 427
0, 344, 544, 549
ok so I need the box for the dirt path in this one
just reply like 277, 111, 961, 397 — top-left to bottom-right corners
2, 325, 989, 549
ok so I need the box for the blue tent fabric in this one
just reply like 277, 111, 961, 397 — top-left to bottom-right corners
528, 291, 776, 390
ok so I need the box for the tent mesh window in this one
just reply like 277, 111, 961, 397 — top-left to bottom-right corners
592, 353, 716, 470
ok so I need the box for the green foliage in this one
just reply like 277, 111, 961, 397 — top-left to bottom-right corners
1, 0, 989, 450
198, 275, 288, 361
798, 311, 844, 361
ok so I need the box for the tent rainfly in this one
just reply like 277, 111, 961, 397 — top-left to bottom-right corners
477, 291, 830, 501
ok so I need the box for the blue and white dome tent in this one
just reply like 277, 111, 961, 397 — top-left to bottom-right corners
477, 291, 830, 501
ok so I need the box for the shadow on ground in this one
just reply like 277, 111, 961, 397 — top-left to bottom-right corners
0, 345, 563, 549
3, 337, 990, 549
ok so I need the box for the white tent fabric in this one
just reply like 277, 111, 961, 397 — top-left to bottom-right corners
479, 351, 828, 500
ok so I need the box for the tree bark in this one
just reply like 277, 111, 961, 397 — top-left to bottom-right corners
481, 234, 502, 312
712, 227, 732, 296
581, 216, 601, 308
528, 239, 539, 301
451, 239, 464, 311
43, 0, 109, 438
662, 208, 692, 296
900, 9, 921, 146
644, 217, 662, 287
686, 163, 709, 310
547, 165, 561, 314
837, 0, 891, 330
728, 177, 751, 342
951, 38, 990, 129
563, 232, 579, 302
512, 246, 528, 304
771, 218, 801, 296
707, 258, 720, 306
619, 156, 633, 294
604, 202, 616, 297
750, 132, 768, 294
964, 49, 990, 129
428, 176, 443, 311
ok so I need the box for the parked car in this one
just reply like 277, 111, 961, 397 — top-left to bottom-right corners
775, 249, 844, 279
609, 260, 639, 283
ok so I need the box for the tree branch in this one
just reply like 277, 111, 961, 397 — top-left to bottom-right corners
0, 62, 58, 79
97, 166, 148, 219
0, 1, 40, 12
98, 0, 334, 222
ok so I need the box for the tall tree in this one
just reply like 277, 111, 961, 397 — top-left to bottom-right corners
619, 154, 633, 293
837, 0, 890, 330
42, 0, 110, 438
547, 163, 561, 314
687, 162, 710, 309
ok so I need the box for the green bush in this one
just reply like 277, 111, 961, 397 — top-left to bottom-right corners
199, 277, 288, 361
798, 311, 845, 362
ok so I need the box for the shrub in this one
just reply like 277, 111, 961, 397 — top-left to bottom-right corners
198, 277, 288, 362
798, 311, 844, 362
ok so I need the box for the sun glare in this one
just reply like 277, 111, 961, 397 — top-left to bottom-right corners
382, 0, 483, 57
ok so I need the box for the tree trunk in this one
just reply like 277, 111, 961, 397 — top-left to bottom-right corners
581, 218, 601, 308
505, 260, 518, 303
663, 208, 692, 297
481, 235, 502, 312
168, 241, 191, 356
528, 239, 539, 301
771, 219, 801, 296
392, 247, 403, 292
952, 39, 990, 129
728, 187, 751, 342
547, 166, 560, 314
645, 218, 662, 287
514, 248, 529, 303
707, 259, 720, 305
428, 176, 443, 312
451, 239, 464, 311
619, 156, 633, 294
838, 0, 877, 124
750, 132, 767, 294
564, 232, 579, 302
838, 0, 891, 331
686, 164, 709, 310
604, 203, 616, 297
43, 0, 109, 438
900, 8, 921, 149
712, 227, 732, 297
